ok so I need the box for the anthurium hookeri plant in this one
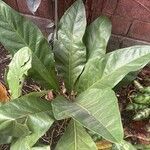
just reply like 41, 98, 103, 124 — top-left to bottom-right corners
126, 80, 150, 121
0, 0, 150, 149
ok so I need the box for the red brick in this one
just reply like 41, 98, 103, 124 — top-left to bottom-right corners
90, 0, 104, 22
102, 0, 118, 15
107, 35, 121, 52
111, 15, 132, 35
58, 1, 65, 19
36, 0, 53, 19
17, 0, 33, 15
85, 0, 93, 23
128, 20, 150, 42
107, 34, 150, 52
4, 0, 18, 10
17, 0, 53, 19
115, 0, 150, 22
134, 0, 150, 10
121, 36, 150, 48
84, 0, 103, 22
57, 0, 75, 19
58, 0, 103, 23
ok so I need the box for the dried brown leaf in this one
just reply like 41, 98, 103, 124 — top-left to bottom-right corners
0, 82, 9, 102
96, 140, 112, 150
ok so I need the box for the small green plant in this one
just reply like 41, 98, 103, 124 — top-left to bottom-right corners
126, 80, 150, 121
0, 0, 150, 149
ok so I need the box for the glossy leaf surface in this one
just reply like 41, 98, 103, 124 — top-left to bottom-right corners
77, 46, 150, 93
52, 88, 123, 143
7, 47, 32, 99
0, 1, 58, 90
54, 0, 86, 91
84, 16, 112, 59
0, 92, 54, 149
56, 119, 97, 150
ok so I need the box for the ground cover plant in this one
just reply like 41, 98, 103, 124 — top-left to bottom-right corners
0, 0, 150, 149
126, 80, 150, 121
118, 67, 150, 149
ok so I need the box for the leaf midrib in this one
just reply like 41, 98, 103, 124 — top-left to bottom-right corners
65, 10, 79, 90
32, 55, 56, 87
1, 10, 57, 88
1, 9, 28, 49
87, 18, 107, 57
70, 100, 118, 142
59, 1, 85, 90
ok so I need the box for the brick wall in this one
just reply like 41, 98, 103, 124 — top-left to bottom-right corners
4, 0, 150, 50
4, 0, 54, 18
102, 0, 150, 50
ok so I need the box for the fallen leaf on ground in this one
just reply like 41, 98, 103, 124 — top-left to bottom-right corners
0, 82, 9, 102
45, 90, 54, 101
96, 140, 112, 150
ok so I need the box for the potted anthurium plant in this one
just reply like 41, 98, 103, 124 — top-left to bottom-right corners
0, 0, 150, 149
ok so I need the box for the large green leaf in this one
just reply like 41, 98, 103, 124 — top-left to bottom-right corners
55, 119, 97, 150
84, 16, 112, 59
54, 0, 86, 91
7, 47, 32, 99
0, 0, 58, 90
112, 140, 136, 150
76, 46, 150, 93
52, 88, 123, 143
0, 92, 54, 149
0, 135, 12, 144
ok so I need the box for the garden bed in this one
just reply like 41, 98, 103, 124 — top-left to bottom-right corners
0, 44, 150, 150
118, 66, 150, 148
